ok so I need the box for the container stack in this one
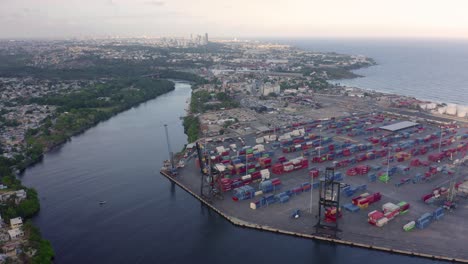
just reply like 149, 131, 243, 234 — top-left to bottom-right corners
260, 169, 270, 180
433, 207, 445, 221
416, 212, 433, 229
219, 178, 233, 192
275, 192, 290, 203
259, 178, 281, 193
232, 186, 256, 201
356, 165, 370, 175
352, 192, 382, 209
368, 173, 377, 182
309, 169, 320, 178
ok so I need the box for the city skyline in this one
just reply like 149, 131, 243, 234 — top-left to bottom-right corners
1, 0, 468, 39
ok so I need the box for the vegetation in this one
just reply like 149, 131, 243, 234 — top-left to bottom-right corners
24, 221, 54, 264
17, 78, 174, 169
183, 115, 200, 143
189, 90, 239, 113
0, 157, 53, 263
0, 76, 176, 263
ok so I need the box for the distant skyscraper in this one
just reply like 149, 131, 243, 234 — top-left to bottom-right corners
204, 33, 209, 44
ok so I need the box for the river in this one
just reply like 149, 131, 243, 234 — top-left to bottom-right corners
21, 82, 438, 264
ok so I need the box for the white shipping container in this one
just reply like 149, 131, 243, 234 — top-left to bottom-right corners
250, 202, 257, 210
376, 217, 388, 227
255, 191, 263, 196
382, 202, 399, 212
254, 144, 265, 152
216, 146, 225, 154
284, 165, 294, 171
256, 137, 264, 144
260, 169, 270, 176
241, 174, 251, 181
291, 158, 302, 165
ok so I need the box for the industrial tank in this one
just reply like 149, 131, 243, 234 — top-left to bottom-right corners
457, 105, 467, 118
437, 106, 447, 114
446, 103, 457, 116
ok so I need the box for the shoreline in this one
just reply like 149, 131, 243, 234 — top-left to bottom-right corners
330, 69, 466, 107
160, 170, 468, 263
17, 80, 178, 173
9, 80, 179, 263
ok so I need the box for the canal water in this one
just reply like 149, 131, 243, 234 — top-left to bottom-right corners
21, 82, 439, 264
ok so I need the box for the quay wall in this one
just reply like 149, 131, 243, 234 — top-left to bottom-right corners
160, 170, 468, 264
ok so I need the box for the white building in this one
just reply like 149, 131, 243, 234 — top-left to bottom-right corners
261, 84, 280, 96
10, 217, 22, 229
8, 228, 24, 240
15, 189, 27, 203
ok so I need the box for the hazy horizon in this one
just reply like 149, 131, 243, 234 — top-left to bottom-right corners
1, 0, 468, 39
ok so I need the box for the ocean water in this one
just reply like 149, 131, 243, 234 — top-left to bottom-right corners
277, 38, 468, 105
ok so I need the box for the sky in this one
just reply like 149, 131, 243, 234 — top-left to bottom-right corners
0, 0, 467, 39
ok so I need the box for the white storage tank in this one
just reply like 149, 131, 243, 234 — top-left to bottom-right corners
456, 105, 467, 118
427, 103, 437, 110
437, 106, 447, 114
446, 103, 457, 116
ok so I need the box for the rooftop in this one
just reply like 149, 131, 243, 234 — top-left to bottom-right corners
379, 121, 419, 132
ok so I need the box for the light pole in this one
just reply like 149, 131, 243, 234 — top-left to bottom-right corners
309, 173, 314, 214
386, 146, 392, 183
438, 126, 443, 154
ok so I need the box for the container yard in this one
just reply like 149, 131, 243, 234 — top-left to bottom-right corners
162, 111, 468, 262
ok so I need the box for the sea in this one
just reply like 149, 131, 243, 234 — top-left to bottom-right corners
19, 38, 467, 264
278, 38, 468, 105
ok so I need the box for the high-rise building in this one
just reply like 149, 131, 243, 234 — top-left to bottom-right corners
204, 33, 209, 44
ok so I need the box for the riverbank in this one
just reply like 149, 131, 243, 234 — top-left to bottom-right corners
16, 78, 175, 171
0, 78, 179, 263
19, 82, 196, 263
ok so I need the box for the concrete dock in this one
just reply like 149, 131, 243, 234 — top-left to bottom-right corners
162, 113, 468, 263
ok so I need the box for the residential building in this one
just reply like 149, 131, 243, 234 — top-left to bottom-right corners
8, 228, 24, 240
10, 217, 22, 229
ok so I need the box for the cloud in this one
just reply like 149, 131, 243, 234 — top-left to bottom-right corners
144, 0, 164, 6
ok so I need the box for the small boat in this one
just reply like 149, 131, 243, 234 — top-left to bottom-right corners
99, 201, 107, 205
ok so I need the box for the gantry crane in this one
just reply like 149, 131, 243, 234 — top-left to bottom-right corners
195, 141, 222, 202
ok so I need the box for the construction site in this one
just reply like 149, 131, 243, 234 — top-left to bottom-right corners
161, 111, 468, 262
